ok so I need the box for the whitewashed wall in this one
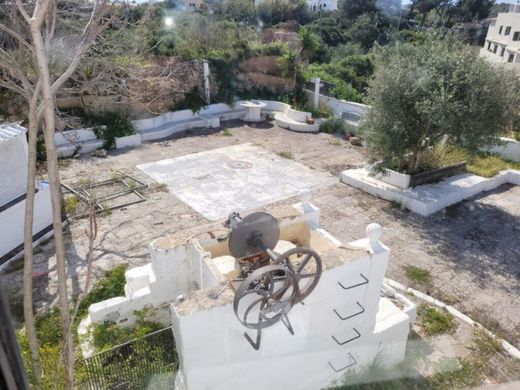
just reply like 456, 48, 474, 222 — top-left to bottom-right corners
0, 133, 28, 205
0, 181, 53, 263
482, 137, 520, 162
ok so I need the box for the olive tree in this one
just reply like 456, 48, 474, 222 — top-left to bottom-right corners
361, 37, 520, 174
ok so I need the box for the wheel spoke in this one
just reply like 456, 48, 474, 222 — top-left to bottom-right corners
296, 253, 313, 273
299, 272, 320, 279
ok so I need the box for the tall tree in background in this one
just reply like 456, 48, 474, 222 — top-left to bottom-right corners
0, 1, 109, 388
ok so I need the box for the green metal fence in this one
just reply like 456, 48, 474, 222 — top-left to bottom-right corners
82, 326, 177, 389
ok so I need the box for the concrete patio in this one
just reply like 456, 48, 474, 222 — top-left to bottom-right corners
1, 120, 519, 348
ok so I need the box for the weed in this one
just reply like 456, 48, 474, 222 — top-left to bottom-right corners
63, 195, 80, 214
390, 199, 403, 210
328, 138, 343, 146
471, 328, 502, 356
403, 265, 431, 285
100, 203, 112, 217
75, 177, 91, 187
154, 182, 169, 192
417, 304, 457, 336
320, 118, 346, 134
277, 151, 293, 159
222, 129, 233, 137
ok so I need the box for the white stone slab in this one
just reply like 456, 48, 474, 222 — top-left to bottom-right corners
137, 143, 336, 220
341, 167, 520, 216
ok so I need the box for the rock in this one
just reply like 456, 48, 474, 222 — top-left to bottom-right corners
350, 137, 363, 146
92, 149, 108, 158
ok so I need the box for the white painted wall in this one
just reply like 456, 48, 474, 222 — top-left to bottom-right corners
0, 181, 53, 262
0, 132, 28, 205
482, 137, 520, 162
171, 226, 413, 390
341, 168, 520, 216
305, 90, 370, 125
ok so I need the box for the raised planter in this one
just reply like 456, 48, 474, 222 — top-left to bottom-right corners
375, 162, 467, 189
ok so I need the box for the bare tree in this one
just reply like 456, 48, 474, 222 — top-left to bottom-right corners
0, 1, 109, 388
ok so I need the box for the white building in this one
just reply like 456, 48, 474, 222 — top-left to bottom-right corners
307, 0, 337, 12
0, 123, 53, 270
480, 4, 520, 72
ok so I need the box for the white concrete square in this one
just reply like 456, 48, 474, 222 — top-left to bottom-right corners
137, 143, 335, 220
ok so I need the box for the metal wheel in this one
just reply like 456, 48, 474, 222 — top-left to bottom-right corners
233, 265, 298, 330
276, 247, 322, 301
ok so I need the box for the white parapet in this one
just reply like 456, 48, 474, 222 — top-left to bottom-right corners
341, 167, 520, 216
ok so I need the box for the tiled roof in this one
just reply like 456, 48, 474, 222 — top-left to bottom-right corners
0, 123, 27, 142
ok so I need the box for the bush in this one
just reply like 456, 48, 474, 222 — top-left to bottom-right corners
89, 312, 163, 351
320, 118, 346, 134
88, 111, 135, 150
78, 265, 128, 319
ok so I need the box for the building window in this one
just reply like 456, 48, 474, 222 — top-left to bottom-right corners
508, 53, 515, 63
505, 26, 511, 35
500, 46, 505, 57
487, 41, 491, 50
499, 25, 503, 34
513, 32, 520, 41
493, 44, 497, 53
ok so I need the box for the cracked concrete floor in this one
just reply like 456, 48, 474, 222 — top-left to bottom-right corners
1, 120, 519, 348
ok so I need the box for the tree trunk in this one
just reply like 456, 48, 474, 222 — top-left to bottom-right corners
23, 108, 42, 390
30, 24, 74, 390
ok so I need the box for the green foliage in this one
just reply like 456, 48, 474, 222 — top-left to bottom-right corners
88, 111, 135, 150
320, 118, 347, 134
172, 85, 206, 113
36, 135, 46, 162
63, 195, 80, 215
420, 144, 520, 178
361, 36, 520, 174
277, 151, 293, 159
78, 265, 128, 319
403, 265, 431, 285
214, 0, 257, 25
305, 54, 374, 103
297, 26, 320, 62
89, 312, 163, 352
222, 129, 233, 137
417, 304, 457, 336
256, 0, 310, 27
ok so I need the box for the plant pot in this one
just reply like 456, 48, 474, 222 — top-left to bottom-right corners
306, 117, 315, 125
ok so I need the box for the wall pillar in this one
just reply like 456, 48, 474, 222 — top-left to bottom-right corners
203, 60, 210, 104
313, 77, 321, 110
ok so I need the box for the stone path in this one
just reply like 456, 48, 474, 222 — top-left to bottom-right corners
1, 121, 519, 347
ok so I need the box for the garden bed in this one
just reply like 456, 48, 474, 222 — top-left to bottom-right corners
375, 162, 467, 189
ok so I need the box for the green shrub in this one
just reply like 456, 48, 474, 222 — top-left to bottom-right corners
63, 195, 80, 214
320, 118, 346, 134
78, 265, 128, 319
88, 111, 135, 150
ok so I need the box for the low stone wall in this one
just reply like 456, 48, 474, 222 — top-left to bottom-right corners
482, 137, 520, 162
305, 90, 370, 125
